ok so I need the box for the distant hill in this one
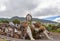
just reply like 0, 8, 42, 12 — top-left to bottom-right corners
0, 16, 59, 24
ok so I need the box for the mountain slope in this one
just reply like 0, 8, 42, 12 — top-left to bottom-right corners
43, 16, 60, 23
0, 16, 58, 24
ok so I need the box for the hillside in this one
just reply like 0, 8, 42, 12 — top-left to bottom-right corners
0, 16, 58, 24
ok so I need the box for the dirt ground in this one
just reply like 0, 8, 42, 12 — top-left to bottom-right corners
0, 32, 60, 41
50, 32, 60, 40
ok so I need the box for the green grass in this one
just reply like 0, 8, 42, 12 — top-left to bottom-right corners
50, 30, 60, 33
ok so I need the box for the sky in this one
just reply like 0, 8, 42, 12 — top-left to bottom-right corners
0, 0, 60, 19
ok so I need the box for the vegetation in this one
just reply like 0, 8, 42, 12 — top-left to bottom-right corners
1, 20, 9, 23
0, 18, 59, 33
12, 19, 20, 24
35, 20, 40, 23
45, 23, 60, 33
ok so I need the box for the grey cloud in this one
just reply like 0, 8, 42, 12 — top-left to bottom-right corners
33, 8, 60, 17
0, 0, 60, 18
0, 0, 38, 17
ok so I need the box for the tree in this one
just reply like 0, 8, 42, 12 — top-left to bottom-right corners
0, 20, 2, 23
35, 20, 40, 23
57, 23, 60, 28
47, 24, 57, 31
47, 24, 53, 31
12, 19, 20, 24
1, 20, 9, 23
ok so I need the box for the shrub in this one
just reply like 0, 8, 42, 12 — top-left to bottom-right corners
12, 19, 20, 24
1, 20, 9, 23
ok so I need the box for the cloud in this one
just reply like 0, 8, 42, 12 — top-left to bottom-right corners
0, 0, 38, 18
32, 0, 60, 17
0, 0, 8, 11
0, 0, 60, 18
33, 8, 60, 17
0, 5, 6, 11
53, 18, 60, 22
37, 15, 59, 19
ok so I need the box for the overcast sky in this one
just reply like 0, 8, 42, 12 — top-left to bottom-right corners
0, 0, 60, 18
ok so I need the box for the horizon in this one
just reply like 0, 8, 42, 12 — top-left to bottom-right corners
0, 0, 60, 22
0, 15, 60, 23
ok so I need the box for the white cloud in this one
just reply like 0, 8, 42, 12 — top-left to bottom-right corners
53, 18, 60, 23
32, 0, 60, 15
0, 5, 6, 11
0, 0, 8, 11
0, 0, 60, 18
34, 15, 58, 19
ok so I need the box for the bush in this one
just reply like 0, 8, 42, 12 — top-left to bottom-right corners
56, 30, 60, 33
1, 20, 9, 23
46, 27, 52, 31
46, 24, 53, 31
12, 19, 20, 24
46, 24, 57, 31
56, 23, 60, 28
